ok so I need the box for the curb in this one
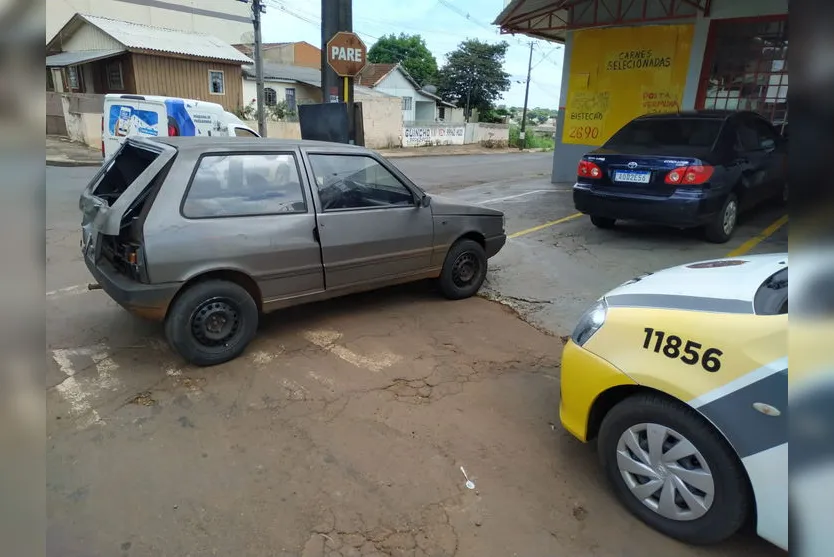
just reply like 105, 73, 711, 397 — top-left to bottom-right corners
46, 159, 102, 168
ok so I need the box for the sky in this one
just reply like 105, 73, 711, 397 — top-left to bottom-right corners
257, 0, 565, 109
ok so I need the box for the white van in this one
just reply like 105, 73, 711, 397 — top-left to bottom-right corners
101, 94, 259, 159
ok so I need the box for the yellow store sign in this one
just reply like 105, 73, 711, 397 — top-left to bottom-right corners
562, 24, 694, 146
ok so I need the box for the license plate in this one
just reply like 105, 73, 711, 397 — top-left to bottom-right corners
613, 170, 651, 184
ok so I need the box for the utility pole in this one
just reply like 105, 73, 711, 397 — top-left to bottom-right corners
321, 0, 355, 141
519, 41, 534, 150
241, 0, 267, 136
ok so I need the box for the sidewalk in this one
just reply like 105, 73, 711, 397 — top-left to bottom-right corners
46, 135, 546, 167
46, 136, 102, 167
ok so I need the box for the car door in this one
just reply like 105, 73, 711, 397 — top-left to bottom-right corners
732, 114, 783, 208
302, 151, 434, 291
170, 150, 324, 301
746, 115, 788, 200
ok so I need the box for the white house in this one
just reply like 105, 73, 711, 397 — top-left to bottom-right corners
241, 62, 322, 113
355, 63, 461, 124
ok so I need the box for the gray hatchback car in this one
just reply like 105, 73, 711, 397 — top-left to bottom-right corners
80, 137, 506, 366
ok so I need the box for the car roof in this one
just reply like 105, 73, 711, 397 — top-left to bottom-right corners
147, 136, 371, 153
634, 110, 758, 121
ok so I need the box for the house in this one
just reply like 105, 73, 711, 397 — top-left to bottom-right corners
355, 63, 460, 124
241, 62, 323, 113
234, 41, 321, 69
46, 13, 253, 112
47, 0, 252, 45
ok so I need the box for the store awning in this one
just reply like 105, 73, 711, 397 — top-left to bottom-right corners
46, 49, 126, 67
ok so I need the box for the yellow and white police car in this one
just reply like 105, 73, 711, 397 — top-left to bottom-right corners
560, 253, 787, 549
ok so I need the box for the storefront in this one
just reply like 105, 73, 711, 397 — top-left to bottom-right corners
494, 0, 789, 181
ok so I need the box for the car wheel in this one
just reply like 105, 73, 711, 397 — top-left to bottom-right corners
597, 393, 750, 545
165, 280, 259, 366
591, 216, 616, 229
704, 193, 738, 244
438, 239, 488, 300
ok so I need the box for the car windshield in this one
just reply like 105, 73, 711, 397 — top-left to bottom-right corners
605, 118, 723, 149
753, 266, 788, 315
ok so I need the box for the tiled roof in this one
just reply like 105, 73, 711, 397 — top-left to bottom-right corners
356, 63, 397, 87
74, 14, 253, 64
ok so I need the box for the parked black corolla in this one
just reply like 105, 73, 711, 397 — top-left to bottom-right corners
573, 110, 787, 243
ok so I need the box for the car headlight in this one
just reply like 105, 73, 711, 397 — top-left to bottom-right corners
571, 299, 607, 346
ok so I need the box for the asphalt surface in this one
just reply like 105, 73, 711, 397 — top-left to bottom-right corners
46, 155, 786, 557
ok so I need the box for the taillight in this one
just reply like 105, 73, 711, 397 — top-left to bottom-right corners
664, 165, 715, 186
578, 159, 602, 179
168, 123, 178, 136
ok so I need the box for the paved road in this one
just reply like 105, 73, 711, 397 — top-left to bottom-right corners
46, 156, 785, 557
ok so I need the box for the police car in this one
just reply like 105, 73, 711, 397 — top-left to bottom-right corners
559, 253, 787, 549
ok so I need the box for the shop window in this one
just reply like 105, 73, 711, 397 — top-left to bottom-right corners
698, 17, 788, 125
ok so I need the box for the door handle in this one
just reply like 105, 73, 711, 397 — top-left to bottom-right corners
313, 227, 320, 242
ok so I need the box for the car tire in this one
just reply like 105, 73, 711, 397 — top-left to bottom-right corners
597, 393, 751, 545
704, 193, 738, 244
591, 216, 616, 229
438, 239, 488, 300
165, 280, 259, 367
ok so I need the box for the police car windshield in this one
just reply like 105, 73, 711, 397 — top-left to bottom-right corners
605, 118, 722, 149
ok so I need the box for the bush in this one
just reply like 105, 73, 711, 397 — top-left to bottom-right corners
508, 124, 555, 151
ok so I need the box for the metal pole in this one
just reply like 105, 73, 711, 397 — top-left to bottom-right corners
252, 0, 267, 136
519, 41, 534, 150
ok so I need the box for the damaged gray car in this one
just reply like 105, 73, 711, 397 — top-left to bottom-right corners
80, 137, 506, 366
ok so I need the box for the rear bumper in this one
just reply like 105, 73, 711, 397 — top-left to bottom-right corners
573, 184, 726, 228
485, 234, 507, 258
84, 256, 181, 321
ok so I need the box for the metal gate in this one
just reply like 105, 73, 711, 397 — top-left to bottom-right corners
697, 15, 788, 128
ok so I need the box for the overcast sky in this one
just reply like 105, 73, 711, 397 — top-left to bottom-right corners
258, 0, 565, 109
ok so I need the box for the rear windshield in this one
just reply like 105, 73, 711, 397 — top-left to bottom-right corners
754, 267, 788, 315
93, 143, 160, 203
605, 118, 723, 149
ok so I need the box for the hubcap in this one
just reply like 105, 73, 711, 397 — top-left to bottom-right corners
452, 252, 480, 287
723, 200, 738, 235
190, 297, 241, 347
616, 423, 715, 521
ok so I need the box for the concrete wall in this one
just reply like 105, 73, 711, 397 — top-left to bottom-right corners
465, 123, 510, 145
355, 93, 403, 149
402, 124, 465, 147
48, 0, 252, 44
550, 0, 789, 183
46, 92, 68, 136
54, 92, 106, 148
243, 120, 302, 140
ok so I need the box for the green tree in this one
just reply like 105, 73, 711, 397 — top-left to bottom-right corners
436, 39, 511, 119
367, 33, 438, 87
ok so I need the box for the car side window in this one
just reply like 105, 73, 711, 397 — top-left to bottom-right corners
182, 153, 307, 218
308, 154, 415, 211
735, 118, 760, 152
748, 117, 780, 151
234, 127, 259, 137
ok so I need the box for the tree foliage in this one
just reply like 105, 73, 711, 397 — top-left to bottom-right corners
436, 39, 511, 115
367, 33, 438, 87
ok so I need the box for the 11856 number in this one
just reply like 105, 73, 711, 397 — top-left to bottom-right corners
642, 327, 722, 372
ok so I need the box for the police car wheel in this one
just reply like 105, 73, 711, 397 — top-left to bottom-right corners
598, 393, 751, 545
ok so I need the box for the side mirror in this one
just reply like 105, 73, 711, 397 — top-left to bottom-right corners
420, 194, 431, 208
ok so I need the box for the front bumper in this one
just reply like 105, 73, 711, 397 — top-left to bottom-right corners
573, 184, 726, 228
84, 255, 181, 321
559, 339, 637, 442
485, 234, 507, 258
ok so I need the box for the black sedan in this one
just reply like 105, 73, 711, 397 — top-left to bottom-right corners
573, 110, 787, 243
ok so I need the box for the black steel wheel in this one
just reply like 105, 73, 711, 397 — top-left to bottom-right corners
165, 280, 258, 366
438, 239, 488, 300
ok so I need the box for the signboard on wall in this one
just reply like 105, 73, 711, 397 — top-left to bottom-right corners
562, 24, 694, 146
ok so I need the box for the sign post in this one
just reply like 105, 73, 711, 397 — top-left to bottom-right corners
326, 31, 367, 144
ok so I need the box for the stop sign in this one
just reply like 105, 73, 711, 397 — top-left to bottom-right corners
326, 31, 368, 77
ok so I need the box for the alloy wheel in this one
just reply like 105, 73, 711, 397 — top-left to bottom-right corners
722, 200, 738, 235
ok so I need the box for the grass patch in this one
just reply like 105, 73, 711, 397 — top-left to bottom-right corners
509, 124, 555, 151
